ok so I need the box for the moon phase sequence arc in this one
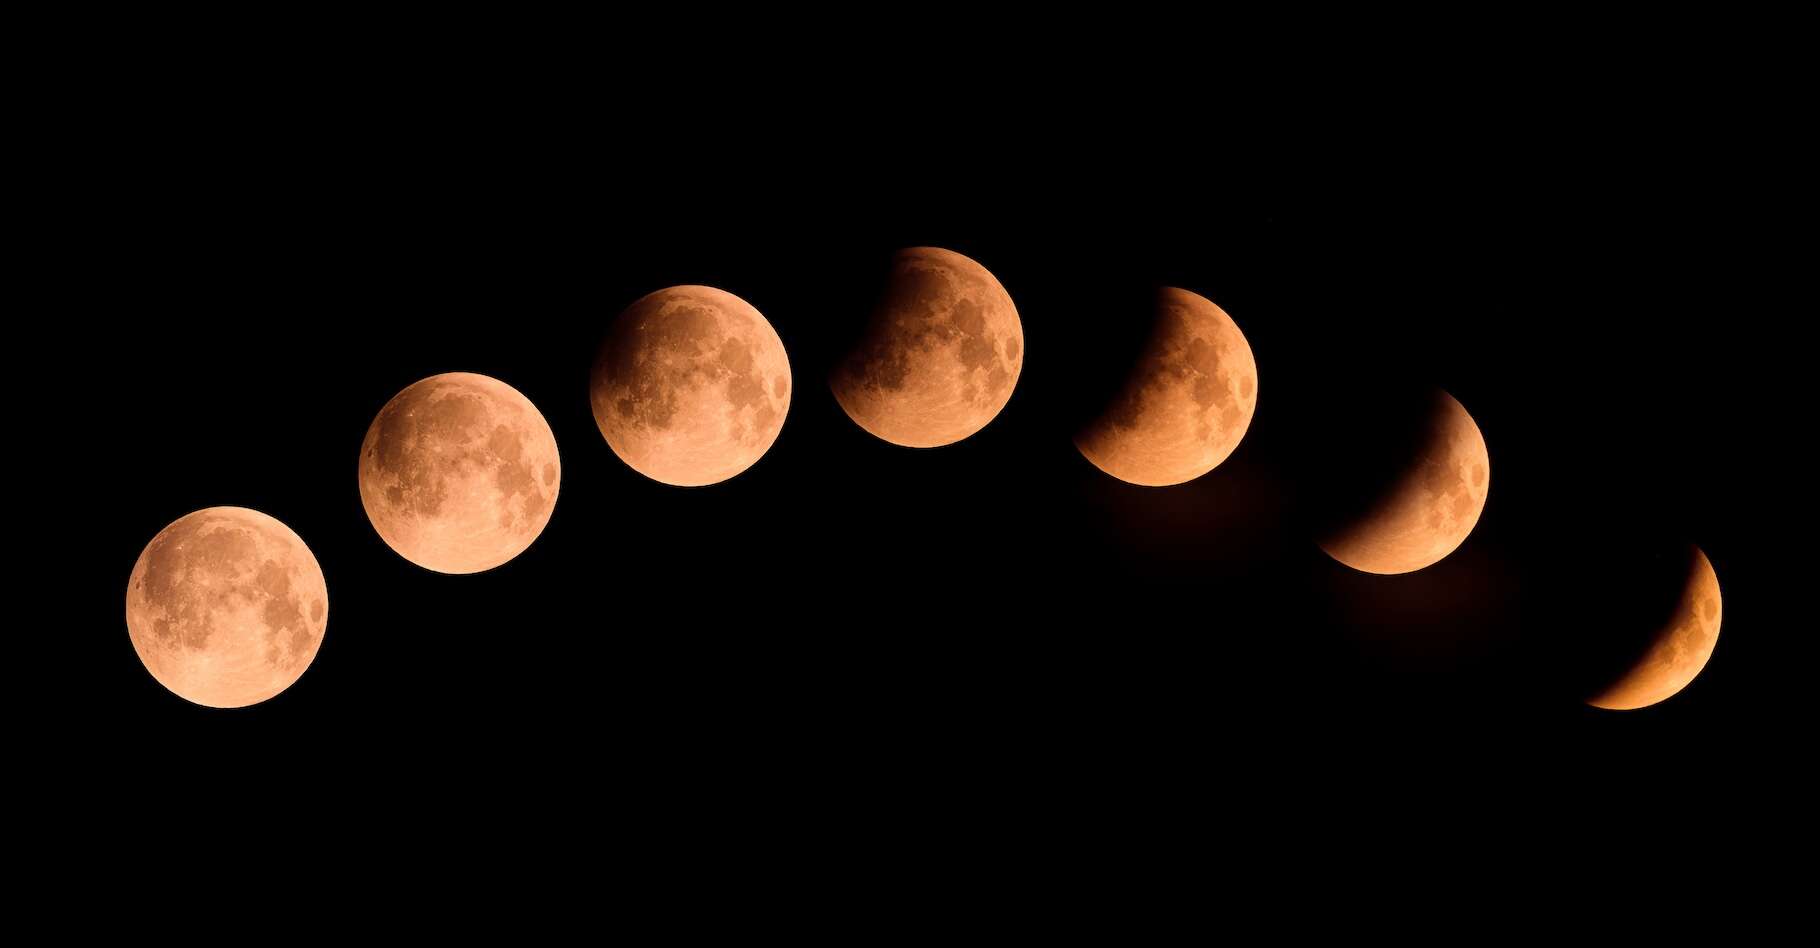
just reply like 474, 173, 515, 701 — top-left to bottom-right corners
120, 243, 1729, 714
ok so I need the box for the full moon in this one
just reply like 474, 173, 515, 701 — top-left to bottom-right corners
1317, 390, 1490, 575
359, 372, 560, 573
590, 285, 791, 487
125, 507, 328, 708
1074, 287, 1259, 486
831, 246, 1023, 448
1588, 545, 1723, 711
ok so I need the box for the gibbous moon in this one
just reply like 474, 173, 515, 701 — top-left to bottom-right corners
831, 247, 1023, 448
359, 372, 560, 573
125, 507, 328, 708
590, 285, 791, 487
1588, 546, 1723, 711
1318, 390, 1489, 575
1074, 287, 1259, 486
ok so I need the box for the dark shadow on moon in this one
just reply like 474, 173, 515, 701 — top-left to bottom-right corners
816, 249, 900, 381
1049, 282, 1176, 436
1532, 541, 1705, 705
1289, 383, 1468, 549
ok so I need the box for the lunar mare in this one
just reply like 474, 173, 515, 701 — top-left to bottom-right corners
591, 285, 791, 487
1074, 287, 1259, 486
1318, 391, 1490, 575
359, 372, 560, 573
125, 507, 328, 708
1589, 546, 1723, 711
831, 246, 1023, 448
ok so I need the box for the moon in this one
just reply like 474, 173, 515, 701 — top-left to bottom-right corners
1588, 545, 1723, 711
125, 507, 328, 708
590, 285, 791, 487
359, 372, 560, 573
831, 246, 1023, 448
1074, 287, 1259, 486
1317, 390, 1490, 575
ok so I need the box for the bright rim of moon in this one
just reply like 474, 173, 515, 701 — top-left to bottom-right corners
831, 246, 1024, 448
1318, 390, 1490, 575
125, 507, 328, 708
590, 285, 791, 487
359, 372, 560, 574
1074, 286, 1259, 487
1588, 546, 1723, 711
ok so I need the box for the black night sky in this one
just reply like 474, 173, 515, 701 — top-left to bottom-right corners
40, 36, 1800, 863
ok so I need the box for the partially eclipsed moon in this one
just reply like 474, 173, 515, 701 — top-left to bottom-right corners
1588, 546, 1723, 711
359, 372, 560, 573
590, 285, 791, 487
125, 507, 328, 708
831, 247, 1023, 448
1318, 390, 1489, 575
1074, 287, 1259, 486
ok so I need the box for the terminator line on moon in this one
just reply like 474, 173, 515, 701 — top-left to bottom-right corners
591, 285, 791, 487
125, 507, 328, 708
831, 247, 1024, 448
359, 372, 561, 574
1074, 286, 1259, 487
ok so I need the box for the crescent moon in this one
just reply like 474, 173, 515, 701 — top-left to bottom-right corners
1318, 390, 1490, 575
1588, 545, 1723, 710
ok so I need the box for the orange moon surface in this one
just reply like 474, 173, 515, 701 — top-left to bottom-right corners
125, 507, 328, 708
1318, 391, 1490, 575
1074, 287, 1259, 486
359, 372, 560, 573
590, 285, 791, 487
831, 247, 1023, 448
1589, 546, 1723, 711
